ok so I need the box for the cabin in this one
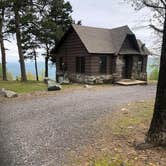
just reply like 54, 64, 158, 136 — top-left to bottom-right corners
52, 24, 150, 84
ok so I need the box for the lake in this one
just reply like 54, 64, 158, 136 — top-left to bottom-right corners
7, 61, 56, 80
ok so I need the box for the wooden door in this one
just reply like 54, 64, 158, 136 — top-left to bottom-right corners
123, 55, 133, 79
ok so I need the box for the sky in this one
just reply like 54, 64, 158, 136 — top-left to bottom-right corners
2, 0, 155, 63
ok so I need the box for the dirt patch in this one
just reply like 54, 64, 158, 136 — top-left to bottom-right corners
68, 100, 166, 166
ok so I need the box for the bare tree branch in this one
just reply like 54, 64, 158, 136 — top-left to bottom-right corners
160, 0, 166, 7
149, 24, 163, 33
143, 0, 165, 9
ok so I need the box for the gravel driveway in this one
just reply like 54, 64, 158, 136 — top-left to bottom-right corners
0, 85, 156, 166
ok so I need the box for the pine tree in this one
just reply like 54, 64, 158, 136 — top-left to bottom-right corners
6, 0, 28, 81
0, 0, 7, 80
34, 0, 73, 78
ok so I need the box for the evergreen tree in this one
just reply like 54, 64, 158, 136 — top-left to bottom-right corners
34, 0, 73, 78
6, 0, 29, 81
1, 0, 73, 81
0, 0, 8, 80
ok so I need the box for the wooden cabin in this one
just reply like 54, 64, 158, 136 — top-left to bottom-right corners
52, 24, 150, 84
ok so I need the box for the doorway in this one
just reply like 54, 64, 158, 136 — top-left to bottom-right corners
123, 55, 133, 79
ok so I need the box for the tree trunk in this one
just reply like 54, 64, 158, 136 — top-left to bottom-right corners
146, 9, 166, 146
45, 56, 48, 78
44, 46, 49, 78
0, 8, 7, 81
33, 48, 39, 81
14, 6, 27, 81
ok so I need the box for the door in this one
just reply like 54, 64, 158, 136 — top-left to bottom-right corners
123, 55, 133, 79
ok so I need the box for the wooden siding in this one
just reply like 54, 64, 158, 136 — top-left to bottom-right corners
55, 28, 115, 75
120, 36, 140, 54
89, 55, 114, 75
55, 27, 148, 80
56, 28, 90, 73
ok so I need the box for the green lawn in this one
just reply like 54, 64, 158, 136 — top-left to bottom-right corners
0, 81, 47, 93
0, 81, 85, 94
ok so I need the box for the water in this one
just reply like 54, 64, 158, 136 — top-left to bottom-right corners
7, 61, 56, 80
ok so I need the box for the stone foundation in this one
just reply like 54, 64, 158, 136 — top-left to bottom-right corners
57, 72, 147, 85
68, 73, 113, 84
139, 72, 147, 81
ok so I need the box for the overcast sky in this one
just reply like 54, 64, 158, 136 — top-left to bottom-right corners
3, 0, 154, 63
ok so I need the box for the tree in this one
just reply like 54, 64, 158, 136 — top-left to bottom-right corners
2, 0, 73, 81
13, 0, 27, 81
127, 0, 166, 146
21, 0, 40, 81
0, 0, 7, 80
24, 45, 40, 81
34, 0, 73, 78
6, 0, 28, 81
147, 3, 166, 146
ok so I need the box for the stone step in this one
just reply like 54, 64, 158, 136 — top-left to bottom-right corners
116, 79, 147, 86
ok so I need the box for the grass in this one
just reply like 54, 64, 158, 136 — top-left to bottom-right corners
109, 101, 154, 135
89, 101, 154, 166
147, 80, 158, 85
69, 100, 166, 166
0, 80, 112, 94
0, 80, 47, 93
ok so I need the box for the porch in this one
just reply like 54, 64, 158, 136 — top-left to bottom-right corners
116, 79, 147, 86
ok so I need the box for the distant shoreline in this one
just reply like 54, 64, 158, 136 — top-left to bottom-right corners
7, 61, 56, 80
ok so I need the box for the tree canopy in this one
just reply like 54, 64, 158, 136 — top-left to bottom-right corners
0, 0, 74, 81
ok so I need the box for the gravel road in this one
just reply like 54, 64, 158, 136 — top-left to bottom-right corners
0, 85, 156, 166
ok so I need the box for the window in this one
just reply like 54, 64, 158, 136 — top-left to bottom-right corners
110, 56, 116, 74
99, 56, 107, 74
59, 57, 64, 70
59, 57, 67, 71
76, 57, 85, 73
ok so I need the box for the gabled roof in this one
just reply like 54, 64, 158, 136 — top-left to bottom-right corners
137, 39, 151, 55
55, 24, 150, 55
72, 24, 134, 54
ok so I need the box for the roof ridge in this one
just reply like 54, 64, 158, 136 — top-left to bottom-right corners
72, 24, 130, 31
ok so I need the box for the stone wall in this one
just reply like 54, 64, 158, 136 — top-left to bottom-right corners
113, 56, 124, 82
56, 54, 148, 84
67, 73, 113, 84
131, 55, 147, 81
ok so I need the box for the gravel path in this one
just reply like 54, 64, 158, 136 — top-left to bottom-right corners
0, 85, 156, 166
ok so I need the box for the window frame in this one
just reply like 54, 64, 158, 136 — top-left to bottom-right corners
76, 56, 85, 74
99, 56, 107, 74
59, 57, 64, 71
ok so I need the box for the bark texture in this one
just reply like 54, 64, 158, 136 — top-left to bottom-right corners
14, 6, 27, 81
33, 49, 39, 81
147, 9, 166, 146
45, 56, 48, 78
45, 46, 49, 78
0, 7, 7, 80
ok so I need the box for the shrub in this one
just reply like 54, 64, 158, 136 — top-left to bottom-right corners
27, 72, 36, 80
7, 71, 14, 80
149, 66, 159, 80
